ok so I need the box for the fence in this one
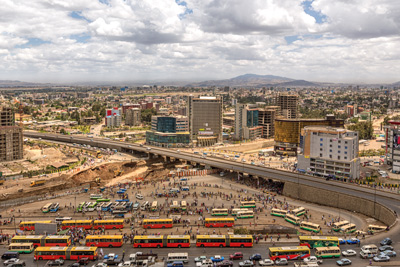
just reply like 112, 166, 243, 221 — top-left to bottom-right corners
171, 169, 219, 177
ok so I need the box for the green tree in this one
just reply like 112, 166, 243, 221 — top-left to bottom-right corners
347, 121, 373, 139
141, 108, 157, 123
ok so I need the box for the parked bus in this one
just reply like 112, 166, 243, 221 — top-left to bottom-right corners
142, 219, 173, 229
300, 222, 321, 233
285, 214, 301, 226
133, 235, 190, 248
341, 223, 356, 234
55, 217, 72, 225
96, 198, 110, 203
315, 247, 341, 258
19, 221, 52, 231
90, 194, 103, 200
85, 235, 123, 248
269, 246, 311, 261
299, 236, 339, 248
231, 208, 249, 216
50, 203, 59, 213
44, 236, 71, 247
77, 202, 85, 212
196, 235, 253, 248
42, 203, 52, 213
211, 209, 229, 216
141, 201, 150, 211
12, 236, 44, 247
61, 220, 93, 230
292, 207, 306, 216
240, 201, 256, 208
181, 201, 187, 211
332, 220, 349, 232
170, 201, 181, 212
8, 243, 34, 254
93, 219, 124, 230
151, 201, 158, 211
101, 203, 112, 211
34, 246, 98, 261
368, 224, 386, 233
87, 202, 97, 212
167, 253, 189, 263
133, 202, 140, 211
204, 218, 235, 228
271, 209, 288, 217
236, 210, 254, 219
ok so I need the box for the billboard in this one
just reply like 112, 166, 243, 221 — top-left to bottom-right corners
394, 130, 400, 150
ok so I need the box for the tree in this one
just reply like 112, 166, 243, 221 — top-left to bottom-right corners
141, 108, 157, 123
347, 121, 373, 140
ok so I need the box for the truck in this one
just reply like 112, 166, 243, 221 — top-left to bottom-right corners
30, 179, 46, 187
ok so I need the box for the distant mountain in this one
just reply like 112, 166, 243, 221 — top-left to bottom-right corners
274, 80, 320, 87
392, 81, 400, 86
186, 74, 295, 87
0, 80, 51, 88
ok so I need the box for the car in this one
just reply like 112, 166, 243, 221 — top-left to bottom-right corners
216, 260, 233, 267
229, 252, 243, 260
92, 263, 109, 267
380, 238, 392, 246
342, 249, 357, 257
67, 264, 80, 267
167, 261, 184, 267
338, 238, 346, 245
103, 258, 122, 265
239, 260, 254, 267
249, 254, 262, 261
382, 250, 397, 257
379, 245, 394, 251
346, 238, 360, 244
6, 263, 25, 267
373, 254, 390, 262
303, 256, 323, 264
136, 194, 144, 200
258, 259, 274, 266
274, 258, 288, 266
3, 259, 21, 266
242, 159, 246, 162
78, 258, 90, 265
195, 256, 208, 263
336, 258, 352, 266
211, 255, 224, 262
146, 147, 151, 150
177, 150, 180, 153
47, 259, 65, 266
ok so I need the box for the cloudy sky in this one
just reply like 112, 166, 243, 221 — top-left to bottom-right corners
1, 0, 400, 83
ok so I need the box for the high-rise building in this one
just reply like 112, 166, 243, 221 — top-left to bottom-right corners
276, 93, 299, 119
297, 126, 360, 180
234, 104, 262, 140
258, 106, 279, 138
189, 96, 223, 146
0, 107, 15, 126
146, 115, 190, 147
384, 121, 400, 172
105, 107, 122, 127
0, 108, 23, 162
125, 108, 141, 126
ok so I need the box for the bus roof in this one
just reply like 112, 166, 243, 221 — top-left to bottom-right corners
93, 219, 123, 223
70, 247, 97, 251
197, 235, 225, 239
212, 208, 228, 211
35, 247, 68, 251
240, 200, 256, 203
20, 221, 52, 224
341, 223, 356, 229
229, 235, 252, 238
133, 235, 163, 240
62, 220, 92, 223
167, 235, 190, 239
13, 235, 43, 239
301, 221, 319, 226
369, 224, 386, 228
299, 236, 338, 241
269, 246, 310, 252
9, 243, 33, 246
86, 235, 123, 239
45, 236, 70, 239
205, 218, 234, 221
142, 219, 172, 222
292, 207, 305, 211
315, 246, 341, 251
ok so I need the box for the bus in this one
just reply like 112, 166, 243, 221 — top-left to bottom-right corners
368, 224, 386, 233
50, 203, 59, 213
96, 198, 111, 203
61, 220, 93, 230
19, 221, 52, 231
151, 201, 158, 212
167, 253, 189, 263
341, 223, 356, 234
271, 209, 288, 217
8, 243, 34, 254
170, 201, 181, 212
240, 201, 256, 208
44, 236, 71, 247
42, 203, 52, 213
141, 201, 149, 211
232, 208, 249, 216
133, 202, 140, 211
211, 209, 229, 216
55, 217, 72, 225
204, 218, 235, 228
315, 247, 341, 258
87, 202, 97, 212
90, 194, 103, 200
299, 236, 339, 248
12, 236, 44, 247
34, 246, 98, 261
236, 210, 254, 219
285, 214, 301, 226
133, 235, 190, 248
96, 150, 102, 159
77, 202, 86, 212
196, 235, 253, 248
300, 222, 321, 233
332, 220, 349, 232
142, 219, 173, 229
269, 246, 311, 261
93, 219, 124, 230
181, 201, 187, 211
85, 235, 123, 248
292, 207, 306, 216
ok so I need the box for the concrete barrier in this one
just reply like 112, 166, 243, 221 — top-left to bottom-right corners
283, 181, 397, 227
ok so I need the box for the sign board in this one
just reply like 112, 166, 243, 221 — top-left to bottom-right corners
198, 131, 213, 135
35, 223, 57, 235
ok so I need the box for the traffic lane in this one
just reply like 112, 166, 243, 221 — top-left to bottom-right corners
2, 242, 398, 267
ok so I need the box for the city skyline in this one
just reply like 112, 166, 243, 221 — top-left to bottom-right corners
1, 0, 400, 83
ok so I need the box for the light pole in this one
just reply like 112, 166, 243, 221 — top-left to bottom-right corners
374, 183, 377, 217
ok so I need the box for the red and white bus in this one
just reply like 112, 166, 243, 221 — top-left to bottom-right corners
204, 218, 235, 228
34, 246, 98, 261
196, 235, 253, 248
44, 236, 72, 247
269, 246, 311, 261
133, 235, 190, 248
93, 219, 124, 230
19, 221, 52, 231
85, 235, 123, 248
13, 235, 72, 248
142, 219, 173, 229
61, 220, 93, 230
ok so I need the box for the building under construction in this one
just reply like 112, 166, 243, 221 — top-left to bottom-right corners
276, 93, 299, 119
258, 106, 279, 138
0, 107, 15, 126
0, 107, 23, 162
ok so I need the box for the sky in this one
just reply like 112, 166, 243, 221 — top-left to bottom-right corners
1, 0, 400, 84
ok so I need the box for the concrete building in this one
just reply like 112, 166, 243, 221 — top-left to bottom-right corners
0, 127, 23, 162
276, 93, 299, 119
0, 107, 15, 126
297, 126, 360, 180
146, 115, 190, 147
274, 115, 345, 156
258, 106, 279, 138
384, 121, 400, 172
189, 96, 223, 146
105, 108, 122, 127
125, 108, 141, 126
234, 104, 262, 140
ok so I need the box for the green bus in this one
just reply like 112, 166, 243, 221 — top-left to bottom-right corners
90, 194, 103, 200
87, 202, 97, 211
212, 209, 229, 216
300, 222, 321, 233
292, 207, 306, 216
240, 201, 256, 208
285, 214, 301, 226
299, 236, 339, 248
8, 243, 34, 254
315, 247, 341, 258
332, 220, 349, 232
237, 210, 254, 219
341, 223, 356, 234
77, 202, 85, 212
96, 198, 111, 203
271, 208, 287, 217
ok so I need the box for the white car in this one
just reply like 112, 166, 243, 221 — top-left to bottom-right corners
146, 147, 151, 150
342, 249, 357, 257
304, 256, 323, 264
259, 259, 274, 266
136, 194, 144, 200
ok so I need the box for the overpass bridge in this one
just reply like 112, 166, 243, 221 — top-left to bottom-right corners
24, 132, 399, 227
